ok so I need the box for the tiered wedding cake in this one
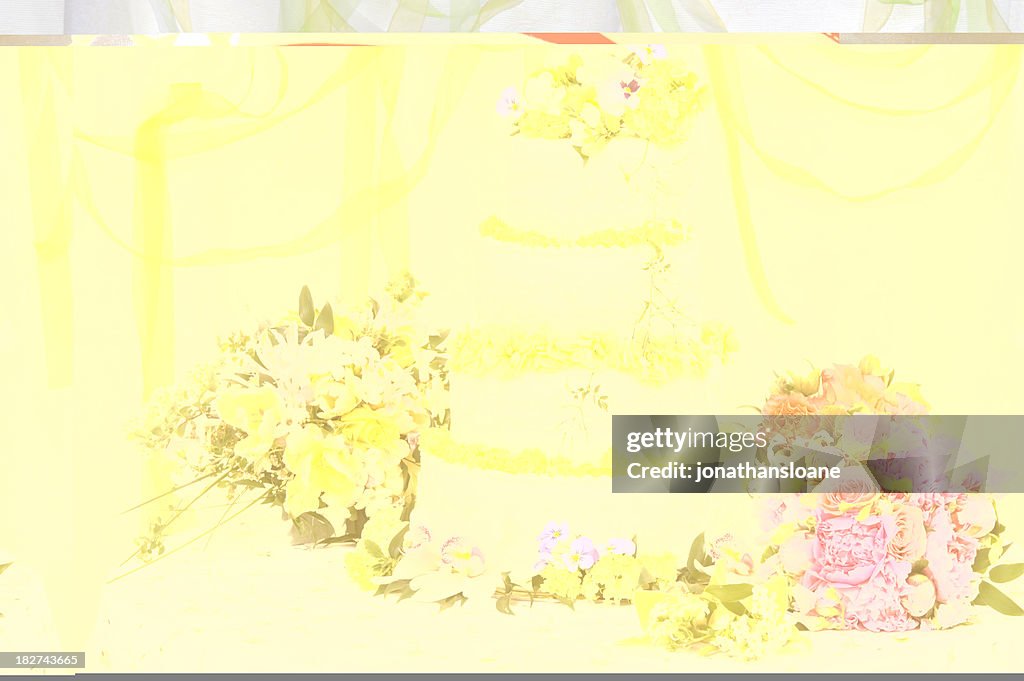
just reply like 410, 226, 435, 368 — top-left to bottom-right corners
412, 138, 737, 574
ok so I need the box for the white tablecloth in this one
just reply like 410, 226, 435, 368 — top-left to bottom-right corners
88, 539, 1024, 673
0, 562, 61, 661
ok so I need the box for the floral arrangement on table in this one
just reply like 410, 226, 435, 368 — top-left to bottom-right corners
353, 512, 497, 610
356, 514, 800, 659
128, 275, 449, 565
498, 45, 703, 160
520, 522, 800, 661
756, 356, 1024, 634
353, 356, 1024, 662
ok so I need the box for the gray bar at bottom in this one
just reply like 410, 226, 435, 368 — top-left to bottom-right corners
0, 651, 85, 668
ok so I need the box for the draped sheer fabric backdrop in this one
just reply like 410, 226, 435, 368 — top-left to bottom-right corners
1, 0, 1023, 33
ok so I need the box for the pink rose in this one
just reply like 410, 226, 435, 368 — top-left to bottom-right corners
819, 482, 880, 519
953, 496, 997, 538
888, 504, 927, 562
819, 365, 887, 410
901, 574, 936, 617
842, 559, 918, 632
888, 393, 928, 415
908, 492, 964, 525
764, 391, 818, 416
924, 511, 980, 603
805, 514, 895, 587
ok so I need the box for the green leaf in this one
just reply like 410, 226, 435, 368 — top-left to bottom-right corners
704, 583, 754, 603
234, 479, 266, 489
719, 599, 748, 616
0, 562, 11, 577
387, 523, 410, 560
377, 579, 411, 600
686, 532, 706, 573
290, 512, 334, 545
990, 563, 1024, 584
299, 286, 315, 326
363, 540, 386, 561
976, 580, 1024, 616
314, 303, 334, 336
439, 594, 465, 612
496, 594, 515, 615
974, 549, 992, 574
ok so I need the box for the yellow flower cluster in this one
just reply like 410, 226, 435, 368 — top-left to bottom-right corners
638, 574, 797, 660
538, 563, 586, 601
502, 48, 704, 160
647, 593, 712, 648
479, 216, 691, 250
766, 354, 929, 417
134, 282, 448, 550
711, 577, 797, 660
643, 573, 794, 659
641, 552, 681, 590
582, 554, 644, 603
419, 429, 611, 477
345, 505, 407, 590
451, 326, 736, 385
211, 325, 431, 521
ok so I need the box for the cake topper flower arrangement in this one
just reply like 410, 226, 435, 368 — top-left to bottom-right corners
499, 45, 703, 160
125, 275, 449, 571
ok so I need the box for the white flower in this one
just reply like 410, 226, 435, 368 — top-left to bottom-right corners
354, 359, 416, 407
497, 86, 523, 118
576, 56, 635, 117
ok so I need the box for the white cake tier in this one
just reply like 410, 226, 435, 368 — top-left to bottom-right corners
447, 368, 723, 461
464, 236, 704, 336
411, 445, 759, 578
489, 135, 687, 239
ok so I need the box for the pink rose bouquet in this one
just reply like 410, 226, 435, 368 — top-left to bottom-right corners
762, 358, 1023, 633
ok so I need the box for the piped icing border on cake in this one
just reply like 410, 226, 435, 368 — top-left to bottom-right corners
480, 216, 692, 249
450, 326, 736, 384
419, 428, 612, 477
